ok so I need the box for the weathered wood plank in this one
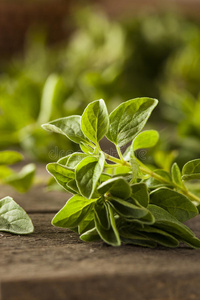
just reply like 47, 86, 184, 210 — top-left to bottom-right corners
1, 213, 200, 300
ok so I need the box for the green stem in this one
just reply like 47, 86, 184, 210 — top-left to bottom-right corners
104, 163, 122, 168
103, 151, 200, 203
104, 152, 130, 166
96, 142, 101, 151
116, 146, 125, 162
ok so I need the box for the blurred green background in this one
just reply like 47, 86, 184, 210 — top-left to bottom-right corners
0, 0, 200, 172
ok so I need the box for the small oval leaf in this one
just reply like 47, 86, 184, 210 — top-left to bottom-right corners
46, 163, 75, 191
75, 152, 105, 199
81, 99, 109, 144
98, 177, 131, 199
150, 187, 198, 222
42, 115, 89, 144
106, 97, 158, 147
131, 183, 149, 207
182, 159, 200, 181
95, 203, 121, 246
132, 130, 159, 151
0, 197, 34, 234
171, 163, 184, 187
52, 195, 96, 228
109, 197, 148, 219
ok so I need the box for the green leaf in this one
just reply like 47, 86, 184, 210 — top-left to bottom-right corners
47, 163, 75, 191
80, 227, 100, 242
106, 97, 158, 147
0, 197, 34, 234
80, 143, 94, 154
130, 212, 155, 225
108, 197, 148, 219
81, 99, 109, 144
137, 226, 179, 248
131, 183, 149, 207
95, 203, 121, 246
52, 195, 96, 228
112, 172, 132, 181
94, 198, 110, 230
98, 177, 131, 199
75, 152, 105, 199
120, 230, 157, 248
100, 173, 112, 182
4, 164, 35, 193
145, 169, 172, 189
65, 152, 88, 168
150, 188, 198, 222
42, 115, 90, 144
171, 163, 184, 187
114, 166, 131, 175
148, 204, 200, 249
119, 223, 179, 248
0, 151, 23, 165
131, 130, 159, 151
78, 209, 95, 234
182, 159, 200, 181
57, 155, 71, 166
66, 179, 79, 194
130, 157, 140, 182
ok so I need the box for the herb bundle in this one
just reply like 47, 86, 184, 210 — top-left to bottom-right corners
43, 98, 200, 248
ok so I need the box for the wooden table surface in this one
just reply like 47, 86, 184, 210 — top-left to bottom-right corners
1, 166, 200, 300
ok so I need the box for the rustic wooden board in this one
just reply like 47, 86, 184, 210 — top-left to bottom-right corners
1, 213, 200, 300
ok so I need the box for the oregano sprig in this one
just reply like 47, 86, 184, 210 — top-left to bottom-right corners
43, 98, 200, 248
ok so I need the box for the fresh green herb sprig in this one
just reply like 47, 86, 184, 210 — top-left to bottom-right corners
43, 98, 200, 248
0, 150, 34, 234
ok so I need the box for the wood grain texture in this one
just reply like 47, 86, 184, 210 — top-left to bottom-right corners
1, 213, 200, 300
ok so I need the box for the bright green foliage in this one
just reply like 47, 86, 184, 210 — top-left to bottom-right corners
43, 98, 200, 248
131, 130, 159, 151
131, 183, 149, 207
182, 159, 200, 181
171, 163, 184, 187
47, 163, 75, 192
0, 197, 34, 234
76, 152, 105, 199
52, 195, 96, 228
81, 99, 109, 144
98, 177, 131, 199
42, 116, 90, 145
150, 188, 198, 222
106, 98, 158, 147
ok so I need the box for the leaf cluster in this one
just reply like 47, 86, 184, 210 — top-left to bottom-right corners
43, 98, 200, 248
